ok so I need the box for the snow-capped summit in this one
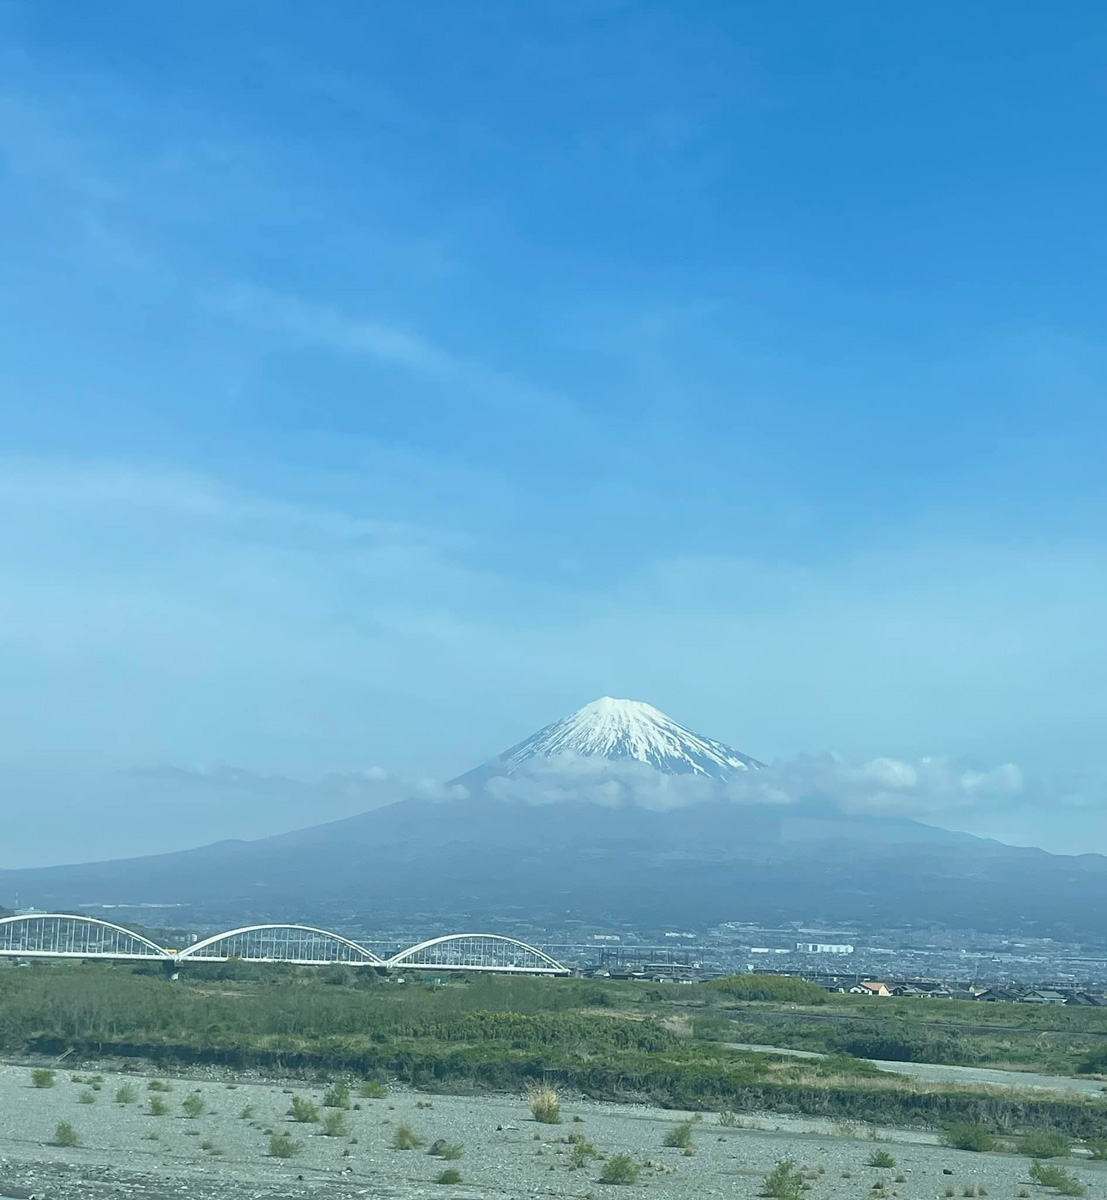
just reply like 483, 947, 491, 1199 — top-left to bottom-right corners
454, 696, 764, 785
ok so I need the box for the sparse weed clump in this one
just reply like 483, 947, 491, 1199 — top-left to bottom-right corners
528, 1084, 561, 1124
940, 1123, 997, 1153
599, 1154, 640, 1185
77, 1089, 97, 1105
392, 1123, 425, 1150
182, 1092, 205, 1119
31, 1068, 56, 1089
1085, 1138, 1107, 1160
435, 1168, 462, 1184
1029, 1162, 1085, 1196
763, 1160, 805, 1200
663, 1121, 695, 1149
569, 1138, 597, 1169
148, 1096, 169, 1117
428, 1139, 464, 1160
321, 1110, 350, 1137
53, 1121, 79, 1147
288, 1096, 320, 1123
868, 1150, 896, 1168
114, 1083, 138, 1105
147, 1079, 172, 1092
1022, 1131, 1070, 1159
358, 1079, 388, 1099
323, 1081, 351, 1109
269, 1132, 300, 1158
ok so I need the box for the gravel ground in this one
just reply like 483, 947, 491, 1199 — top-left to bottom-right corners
2, 1061, 1105, 1200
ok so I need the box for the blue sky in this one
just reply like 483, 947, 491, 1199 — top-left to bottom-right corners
3, 2, 1107, 862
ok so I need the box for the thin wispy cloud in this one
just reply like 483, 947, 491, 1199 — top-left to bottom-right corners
208, 282, 586, 432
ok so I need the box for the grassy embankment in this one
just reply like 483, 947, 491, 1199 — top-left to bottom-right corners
687, 975, 1107, 1075
1, 965, 1105, 1135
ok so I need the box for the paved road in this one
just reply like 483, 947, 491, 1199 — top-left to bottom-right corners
726, 1043, 1107, 1095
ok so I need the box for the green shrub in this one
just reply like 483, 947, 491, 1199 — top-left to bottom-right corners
148, 1096, 169, 1116
393, 1123, 425, 1150
1029, 1162, 1085, 1196
53, 1121, 79, 1147
694, 1015, 736, 1041
1076, 1050, 1107, 1075
182, 1092, 205, 1119
321, 1110, 349, 1137
31, 1068, 56, 1088
940, 1123, 996, 1152
1084, 1138, 1107, 1160
435, 1168, 462, 1184
428, 1139, 464, 1160
268, 1132, 300, 1158
114, 1083, 138, 1105
77, 1089, 97, 1105
358, 1080, 388, 1099
1022, 1130, 1070, 1158
323, 1081, 351, 1109
663, 1121, 695, 1149
288, 1096, 319, 1123
868, 1150, 896, 1168
239, 1104, 254, 1120
763, 1160, 805, 1200
599, 1154, 640, 1184
147, 1079, 172, 1092
705, 974, 828, 1004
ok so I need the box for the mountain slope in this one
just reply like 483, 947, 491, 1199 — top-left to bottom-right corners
2, 794, 1103, 935
2, 698, 1105, 936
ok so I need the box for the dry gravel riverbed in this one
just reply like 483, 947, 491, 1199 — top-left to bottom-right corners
2, 1062, 1106, 1200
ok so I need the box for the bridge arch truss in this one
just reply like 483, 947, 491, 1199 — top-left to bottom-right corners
0, 913, 170, 960
386, 933, 569, 975
176, 925, 385, 966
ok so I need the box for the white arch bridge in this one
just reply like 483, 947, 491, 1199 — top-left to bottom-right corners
0, 915, 570, 976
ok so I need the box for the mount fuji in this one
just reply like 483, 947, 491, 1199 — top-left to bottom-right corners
454, 696, 765, 788
3, 698, 1106, 934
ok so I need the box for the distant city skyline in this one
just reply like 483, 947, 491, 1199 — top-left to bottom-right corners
2, 3, 1106, 862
